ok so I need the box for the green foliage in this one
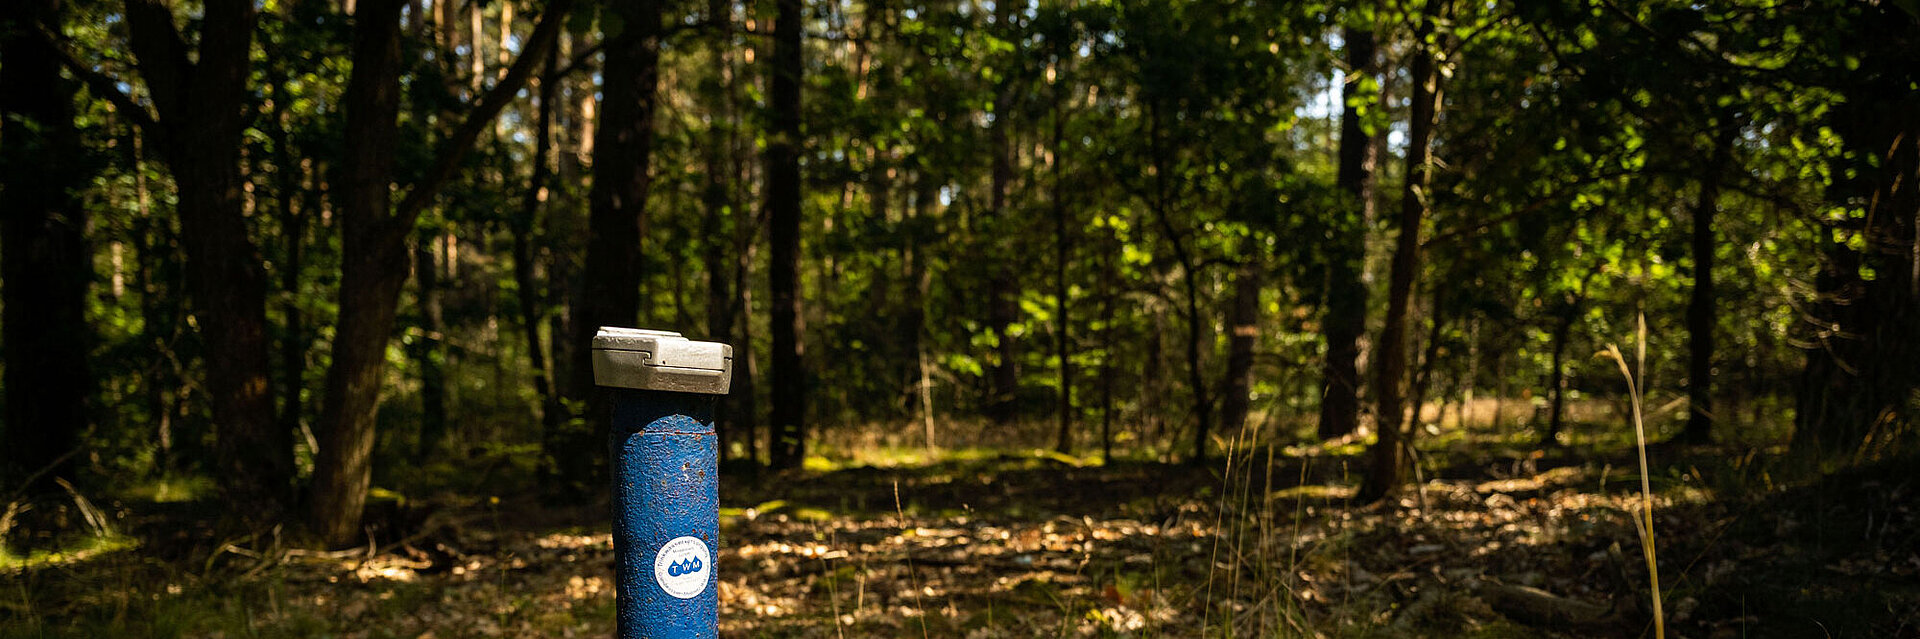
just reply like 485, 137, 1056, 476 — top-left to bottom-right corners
18, 0, 1910, 519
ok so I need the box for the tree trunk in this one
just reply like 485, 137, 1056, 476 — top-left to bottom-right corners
1183, 270, 1209, 464
735, 237, 761, 465
1318, 26, 1377, 441
1218, 262, 1263, 442
516, 40, 563, 479
1683, 133, 1732, 445
766, 0, 807, 470
1407, 288, 1447, 437
1360, 1, 1442, 503
1145, 102, 1212, 464
313, 0, 569, 544
123, 0, 290, 511
312, 0, 408, 546
0, 0, 92, 492
412, 232, 449, 457
568, 0, 662, 485
1098, 231, 1118, 463
909, 177, 936, 451
1543, 309, 1573, 445
1051, 56, 1073, 455
985, 0, 1020, 424
702, 0, 738, 458
1142, 307, 1166, 448
267, 63, 312, 460
1540, 272, 1593, 447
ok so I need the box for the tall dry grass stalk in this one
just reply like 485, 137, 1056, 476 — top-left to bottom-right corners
1601, 313, 1663, 639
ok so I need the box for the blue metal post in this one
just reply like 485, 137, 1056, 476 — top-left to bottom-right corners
593, 328, 733, 639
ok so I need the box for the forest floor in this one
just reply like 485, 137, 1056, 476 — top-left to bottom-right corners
3, 419, 1917, 638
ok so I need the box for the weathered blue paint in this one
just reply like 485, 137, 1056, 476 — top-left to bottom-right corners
610, 388, 719, 639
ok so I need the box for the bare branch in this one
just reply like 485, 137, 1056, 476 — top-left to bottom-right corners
391, 0, 575, 229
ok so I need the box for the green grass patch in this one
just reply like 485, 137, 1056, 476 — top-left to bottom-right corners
0, 533, 139, 572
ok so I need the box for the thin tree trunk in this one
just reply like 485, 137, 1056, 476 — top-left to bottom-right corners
766, 0, 807, 470
1051, 54, 1074, 455
985, 0, 1020, 424
1360, 1, 1442, 503
1099, 230, 1118, 463
268, 63, 311, 458
1145, 103, 1213, 464
724, 17, 761, 466
1318, 26, 1377, 441
1493, 351, 1509, 432
1544, 306, 1574, 445
568, 0, 661, 486
909, 174, 936, 451
548, 34, 590, 404
1463, 318, 1479, 428
1540, 273, 1593, 446
0, 0, 92, 492
1218, 262, 1263, 442
701, 0, 738, 458
314, 0, 569, 544
312, 0, 408, 546
735, 237, 761, 465
1407, 288, 1447, 436
1142, 307, 1166, 449
122, 0, 290, 511
517, 39, 563, 478
412, 232, 449, 457
1683, 133, 1732, 444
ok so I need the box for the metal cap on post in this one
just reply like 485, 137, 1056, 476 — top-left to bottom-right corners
592, 327, 734, 394
594, 327, 732, 639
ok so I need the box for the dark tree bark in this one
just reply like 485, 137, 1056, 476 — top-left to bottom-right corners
1682, 133, 1733, 445
1534, 265, 1595, 448
1141, 307, 1166, 447
766, 0, 807, 470
1, 0, 92, 492
565, 0, 664, 489
412, 232, 449, 457
1218, 262, 1263, 441
517, 40, 564, 480
701, 0, 739, 458
266, 62, 312, 459
1098, 231, 1118, 463
1317, 26, 1377, 441
314, 0, 571, 545
1360, 1, 1442, 503
908, 176, 936, 450
985, 0, 1020, 424
1143, 101, 1212, 464
312, 0, 408, 546
728, 22, 761, 464
1407, 287, 1447, 437
1051, 54, 1074, 455
1543, 302, 1575, 444
119, 0, 291, 511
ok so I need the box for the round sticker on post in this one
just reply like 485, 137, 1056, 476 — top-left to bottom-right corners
652, 535, 712, 599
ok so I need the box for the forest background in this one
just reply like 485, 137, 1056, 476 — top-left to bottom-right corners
2, 0, 1918, 636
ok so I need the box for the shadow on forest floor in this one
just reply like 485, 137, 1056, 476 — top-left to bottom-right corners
3, 424, 1916, 638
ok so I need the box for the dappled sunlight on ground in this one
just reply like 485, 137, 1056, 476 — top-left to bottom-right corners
4, 426, 1916, 637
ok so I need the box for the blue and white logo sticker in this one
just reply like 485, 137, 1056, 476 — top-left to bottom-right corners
652, 536, 711, 599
